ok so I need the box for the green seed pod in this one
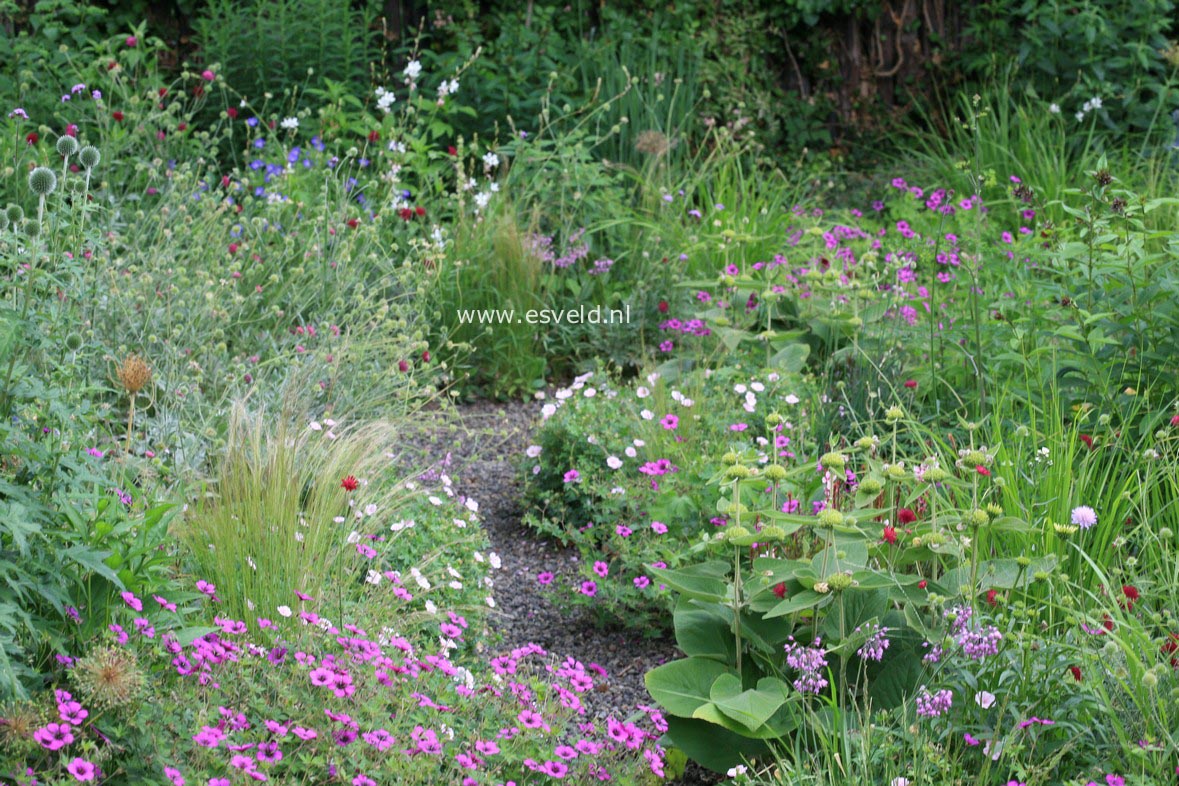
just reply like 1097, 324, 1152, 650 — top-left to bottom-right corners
6, 205, 24, 224
885, 405, 905, 423
923, 467, 949, 483
764, 464, 787, 482
79, 146, 101, 170
65, 333, 83, 351
826, 572, 854, 591
56, 135, 80, 158
858, 478, 883, 495
759, 525, 786, 541
725, 464, 753, 480
721, 451, 739, 465
819, 451, 846, 470
817, 508, 844, 529
28, 166, 57, 196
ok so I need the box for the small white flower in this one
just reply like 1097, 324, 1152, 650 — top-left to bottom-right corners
607, 456, 623, 469
294, 532, 304, 542
465, 498, 479, 513
280, 116, 298, 130
424, 600, 437, 614
1049, 103, 1061, 114
309, 421, 322, 431
485, 596, 496, 608
526, 445, 543, 458
428, 495, 442, 506
346, 531, 360, 544
891, 779, 910, 786
404, 60, 422, 79
636, 386, 650, 398
488, 552, 501, 569
482, 151, 499, 169
975, 690, 996, 709
633, 439, 646, 447
624, 446, 637, 458
640, 409, 654, 420
447, 566, 462, 579
364, 503, 378, 516
375, 86, 396, 113
784, 393, 800, 404
1089, 96, 1102, 109
277, 605, 292, 617
1076, 111, 1086, 122
452, 518, 467, 529
448, 580, 463, 590
734, 384, 748, 394
541, 404, 557, 419
366, 569, 382, 585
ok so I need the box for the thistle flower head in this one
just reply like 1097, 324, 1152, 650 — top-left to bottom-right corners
116, 354, 151, 394
5, 204, 24, 224
28, 166, 57, 196
56, 135, 79, 158
79, 146, 101, 170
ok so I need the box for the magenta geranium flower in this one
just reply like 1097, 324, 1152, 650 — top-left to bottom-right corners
660, 414, 679, 430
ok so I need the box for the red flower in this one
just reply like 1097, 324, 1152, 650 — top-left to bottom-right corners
882, 525, 897, 545
112, 111, 124, 122
1102, 613, 1115, 632
897, 507, 917, 525
368, 130, 380, 143
414, 206, 426, 217
985, 589, 998, 607
1079, 434, 1093, 450
1162, 633, 1178, 667
228, 243, 239, 254
26, 132, 38, 145
903, 379, 917, 389
399, 208, 413, 221
221, 175, 231, 188
341, 475, 359, 491
158, 87, 167, 97
421, 350, 431, 363
1121, 584, 1139, 610
976, 465, 991, 476
193, 85, 204, 98
657, 300, 669, 313
771, 582, 787, 599
227, 107, 239, 119
447, 146, 457, 156
65, 124, 78, 137
917, 580, 928, 590
1171, 414, 1179, 427
398, 360, 409, 373
346, 218, 359, 229
177, 122, 187, 132
1068, 665, 1082, 682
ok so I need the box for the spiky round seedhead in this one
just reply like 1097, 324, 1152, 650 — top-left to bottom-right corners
56, 135, 79, 158
5, 204, 23, 224
116, 354, 151, 394
28, 166, 57, 196
70, 645, 146, 711
79, 146, 101, 170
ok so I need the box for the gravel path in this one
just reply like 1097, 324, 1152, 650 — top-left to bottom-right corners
404, 400, 721, 785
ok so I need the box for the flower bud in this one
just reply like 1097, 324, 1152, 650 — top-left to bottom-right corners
28, 166, 57, 196
819, 451, 846, 470
56, 135, 79, 157
79, 146, 101, 169
885, 405, 905, 423
764, 464, 787, 481
817, 508, 844, 529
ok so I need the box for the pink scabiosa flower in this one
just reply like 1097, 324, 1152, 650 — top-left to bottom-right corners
1071, 505, 1097, 529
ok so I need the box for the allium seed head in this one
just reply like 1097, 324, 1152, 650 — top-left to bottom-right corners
70, 645, 146, 710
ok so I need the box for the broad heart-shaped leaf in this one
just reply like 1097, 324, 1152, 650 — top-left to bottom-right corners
768, 342, 810, 373
674, 599, 736, 663
662, 715, 770, 775
645, 657, 736, 718
867, 637, 927, 710
809, 541, 869, 576
763, 590, 830, 619
940, 555, 1057, 593
648, 561, 731, 604
820, 589, 888, 643
707, 674, 790, 731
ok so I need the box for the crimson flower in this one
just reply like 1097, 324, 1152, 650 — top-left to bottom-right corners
903, 379, 917, 388
985, 588, 998, 606
447, 145, 457, 156
897, 507, 917, 525
346, 218, 359, 228
976, 465, 991, 476
368, 130, 380, 143
1161, 633, 1178, 667
1068, 665, 1082, 682
228, 243, 238, 254
112, 111, 124, 122
1121, 584, 1139, 610
421, 350, 431, 363
771, 582, 787, 599
26, 131, 38, 145
227, 107, 238, 119
917, 580, 928, 589
341, 475, 359, 492
657, 300, 669, 313
158, 87, 167, 97
881, 525, 897, 545
1079, 433, 1094, 450
414, 206, 426, 217
398, 208, 413, 221
398, 360, 409, 372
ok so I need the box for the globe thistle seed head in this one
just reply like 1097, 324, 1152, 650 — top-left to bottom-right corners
28, 166, 57, 196
5, 204, 23, 224
79, 146, 101, 170
56, 135, 80, 158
